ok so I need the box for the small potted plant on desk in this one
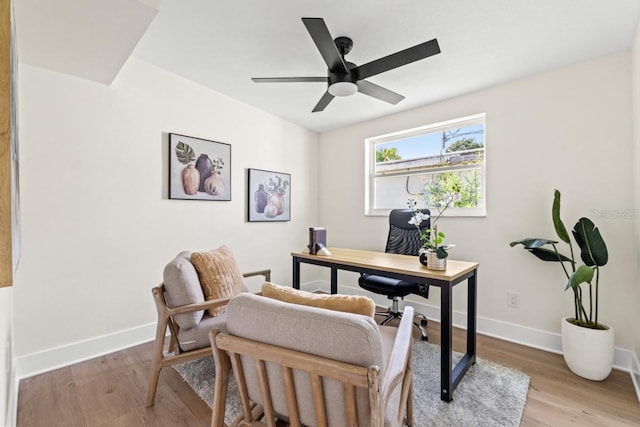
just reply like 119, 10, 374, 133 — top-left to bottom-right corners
408, 196, 455, 271
510, 189, 613, 380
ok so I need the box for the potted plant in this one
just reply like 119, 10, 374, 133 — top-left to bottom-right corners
510, 189, 614, 380
408, 195, 455, 270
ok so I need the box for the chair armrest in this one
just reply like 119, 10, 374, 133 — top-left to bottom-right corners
154, 268, 270, 318
171, 269, 270, 314
162, 291, 269, 316
166, 296, 233, 316
243, 269, 271, 282
152, 285, 234, 317
380, 306, 414, 404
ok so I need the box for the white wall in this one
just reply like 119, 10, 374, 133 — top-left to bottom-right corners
632, 20, 640, 359
13, 57, 319, 358
319, 52, 638, 350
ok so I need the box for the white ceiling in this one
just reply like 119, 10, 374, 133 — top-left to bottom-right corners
15, 0, 158, 85
16, 0, 640, 133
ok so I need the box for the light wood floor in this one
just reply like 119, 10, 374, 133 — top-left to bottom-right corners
17, 319, 640, 426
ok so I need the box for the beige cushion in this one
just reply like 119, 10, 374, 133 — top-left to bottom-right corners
261, 282, 376, 319
191, 245, 247, 316
177, 312, 227, 351
225, 293, 384, 427
163, 251, 205, 329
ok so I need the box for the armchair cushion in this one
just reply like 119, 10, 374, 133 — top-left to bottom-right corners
177, 312, 227, 352
261, 281, 376, 319
191, 245, 247, 316
163, 251, 205, 329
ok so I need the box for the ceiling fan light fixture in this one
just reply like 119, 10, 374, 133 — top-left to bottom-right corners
328, 81, 357, 97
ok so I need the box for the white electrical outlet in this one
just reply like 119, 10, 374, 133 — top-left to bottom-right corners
507, 292, 520, 308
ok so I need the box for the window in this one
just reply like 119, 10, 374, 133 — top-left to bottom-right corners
365, 113, 486, 216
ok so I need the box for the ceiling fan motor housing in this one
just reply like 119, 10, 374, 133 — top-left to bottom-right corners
329, 61, 358, 85
328, 37, 358, 96
328, 61, 358, 97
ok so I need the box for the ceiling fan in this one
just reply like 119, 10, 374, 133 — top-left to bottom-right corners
252, 17, 441, 112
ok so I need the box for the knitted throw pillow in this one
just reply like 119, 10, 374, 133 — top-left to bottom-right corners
261, 282, 376, 319
190, 245, 246, 316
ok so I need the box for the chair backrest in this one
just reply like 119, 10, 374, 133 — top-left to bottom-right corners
162, 251, 206, 330
385, 208, 430, 255
213, 293, 385, 427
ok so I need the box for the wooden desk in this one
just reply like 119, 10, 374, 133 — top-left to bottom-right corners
291, 247, 478, 402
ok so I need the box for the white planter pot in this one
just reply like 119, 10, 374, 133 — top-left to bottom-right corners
419, 250, 446, 271
561, 317, 614, 381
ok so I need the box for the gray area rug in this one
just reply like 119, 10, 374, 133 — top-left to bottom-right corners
174, 341, 530, 426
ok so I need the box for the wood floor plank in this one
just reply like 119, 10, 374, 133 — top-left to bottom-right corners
16, 318, 640, 426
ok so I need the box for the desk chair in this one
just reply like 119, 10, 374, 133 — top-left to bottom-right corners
358, 209, 430, 341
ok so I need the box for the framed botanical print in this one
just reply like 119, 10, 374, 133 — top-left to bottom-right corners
247, 168, 291, 222
169, 133, 231, 201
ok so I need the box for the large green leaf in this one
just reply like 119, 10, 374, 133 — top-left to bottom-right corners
565, 265, 595, 291
552, 190, 571, 244
509, 238, 558, 249
528, 247, 574, 263
436, 247, 448, 259
511, 238, 573, 262
572, 218, 608, 267
175, 141, 196, 165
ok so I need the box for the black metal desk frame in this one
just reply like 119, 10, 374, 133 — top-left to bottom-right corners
292, 253, 477, 402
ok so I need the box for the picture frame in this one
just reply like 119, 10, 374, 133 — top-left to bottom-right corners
247, 168, 291, 222
169, 133, 231, 201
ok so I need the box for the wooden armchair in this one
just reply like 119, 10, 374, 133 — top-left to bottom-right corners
209, 292, 414, 427
146, 250, 270, 407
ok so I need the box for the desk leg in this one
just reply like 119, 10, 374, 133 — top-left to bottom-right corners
293, 257, 300, 289
330, 268, 338, 294
441, 283, 453, 402
467, 270, 477, 357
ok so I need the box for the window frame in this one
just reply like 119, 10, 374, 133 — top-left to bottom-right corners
364, 113, 487, 217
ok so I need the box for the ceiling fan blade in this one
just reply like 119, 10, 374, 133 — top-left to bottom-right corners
302, 18, 349, 74
312, 91, 334, 112
252, 77, 328, 83
355, 38, 440, 80
357, 80, 405, 105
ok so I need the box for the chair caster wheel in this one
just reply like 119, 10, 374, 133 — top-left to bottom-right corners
420, 319, 427, 326
421, 335, 428, 341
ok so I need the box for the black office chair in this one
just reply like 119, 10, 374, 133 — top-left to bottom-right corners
358, 209, 430, 341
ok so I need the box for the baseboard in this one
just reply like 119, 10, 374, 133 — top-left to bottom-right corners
6, 360, 16, 427
631, 351, 640, 404
302, 280, 637, 374
16, 322, 156, 380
